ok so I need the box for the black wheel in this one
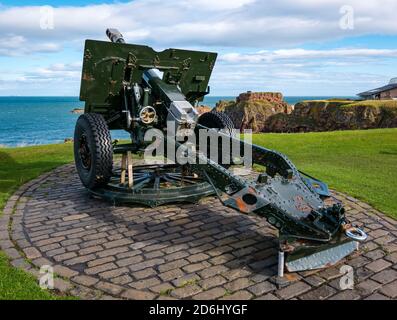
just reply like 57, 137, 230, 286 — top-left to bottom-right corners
197, 111, 236, 167
74, 113, 113, 189
197, 111, 235, 135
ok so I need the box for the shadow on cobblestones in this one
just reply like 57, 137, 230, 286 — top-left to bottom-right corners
5, 163, 397, 300
23, 165, 280, 283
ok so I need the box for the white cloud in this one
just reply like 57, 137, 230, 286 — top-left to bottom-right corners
23, 62, 82, 81
0, 35, 60, 56
221, 48, 397, 63
0, 0, 397, 52
1, 1, 397, 95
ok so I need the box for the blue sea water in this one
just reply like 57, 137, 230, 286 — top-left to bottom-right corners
0, 96, 356, 147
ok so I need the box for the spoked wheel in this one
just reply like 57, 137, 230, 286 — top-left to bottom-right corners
89, 163, 215, 207
74, 113, 113, 189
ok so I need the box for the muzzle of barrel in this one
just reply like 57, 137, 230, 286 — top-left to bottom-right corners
106, 28, 125, 44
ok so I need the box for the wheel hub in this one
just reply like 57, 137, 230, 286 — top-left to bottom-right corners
88, 163, 215, 206
78, 134, 92, 170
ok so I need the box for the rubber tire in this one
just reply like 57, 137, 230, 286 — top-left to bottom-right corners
197, 111, 235, 135
197, 111, 235, 167
74, 113, 113, 189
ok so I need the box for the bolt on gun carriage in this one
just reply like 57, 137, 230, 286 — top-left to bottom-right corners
74, 29, 367, 274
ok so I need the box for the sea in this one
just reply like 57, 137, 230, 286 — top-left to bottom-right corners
0, 96, 356, 147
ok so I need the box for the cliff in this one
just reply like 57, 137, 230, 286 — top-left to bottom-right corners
214, 92, 292, 132
266, 100, 397, 132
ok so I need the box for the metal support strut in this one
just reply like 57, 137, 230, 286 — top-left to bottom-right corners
120, 151, 134, 188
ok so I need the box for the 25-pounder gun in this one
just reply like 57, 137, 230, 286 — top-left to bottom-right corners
74, 29, 367, 276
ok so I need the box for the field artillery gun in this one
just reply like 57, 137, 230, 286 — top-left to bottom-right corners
74, 29, 367, 277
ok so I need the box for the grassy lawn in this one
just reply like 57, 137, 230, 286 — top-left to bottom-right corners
0, 128, 396, 299
251, 128, 397, 218
0, 144, 74, 300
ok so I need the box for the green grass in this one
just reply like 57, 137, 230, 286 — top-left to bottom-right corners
0, 252, 61, 300
251, 128, 397, 218
0, 143, 74, 300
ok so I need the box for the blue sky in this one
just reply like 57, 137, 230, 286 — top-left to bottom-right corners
0, 0, 397, 96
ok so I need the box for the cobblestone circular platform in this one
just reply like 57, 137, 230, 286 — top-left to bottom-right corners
1, 164, 397, 300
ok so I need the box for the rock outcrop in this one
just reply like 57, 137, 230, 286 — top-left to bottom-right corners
214, 92, 292, 132
71, 108, 84, 114
196, 105, 212, 115
265, 100, 397, 132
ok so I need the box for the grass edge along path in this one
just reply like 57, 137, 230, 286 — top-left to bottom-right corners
0, 143, 75, 300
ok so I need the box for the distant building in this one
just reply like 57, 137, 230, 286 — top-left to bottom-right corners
358, 78, 397, 100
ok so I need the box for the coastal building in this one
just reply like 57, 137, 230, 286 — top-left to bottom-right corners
358, 78, 397, 100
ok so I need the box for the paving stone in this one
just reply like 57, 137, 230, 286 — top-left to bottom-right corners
356, 279, 382, 296
199, 275, 227, 290
121, 289, 156, 300
72, 275, 99, 287
299, 285, 336, 300
255, 293, 279, 300
133, 268, 157, 280
53, 252, 77, 262
364, 293, 390, 300
85, 262, 117, 275
64, 254, 96, 266
183, 261, 211, 273
364, 249, 386, 260
171, 273, 200, 288
23, 247, 41, 260
54, 265, 79, 278
158, 268, 185, 282
112, 274, 133, 285
103, 239, 133, 249
224, 277, 252, 292
384, 252, 397, 264
379, 280, 397, 298
116, 255, 143, 267
329, 290, 361, 300
158, 259, 189, 273
171, 285, 202, 299
348, 256, 370, 268
79, 245, 103, 255
150, 282, 175, 294
365, 259, 392, 273
130, 277, 161, 290
95, 281, 124, 295
248, 281, 276, 296
277, 282, 311, 300
220, 290, 253, 300
129, 258, 165, 272
317, 266, 343, 281
198, 265, 228, 279
99, 267, 129, 280
53, 278, 73, 292
370, 268, 397, 284
4, 247, 21, 260
193, 287, 225, 300
222, 269, 252, 281
303, 275, 326, 287
188, 253, 209, 263
10, 258, 31, 270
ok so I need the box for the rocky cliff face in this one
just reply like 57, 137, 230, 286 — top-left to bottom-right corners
196, 105, 212, 115
214, 92, 292, 132
201, 92, 397, 133
265, 100, 397, 132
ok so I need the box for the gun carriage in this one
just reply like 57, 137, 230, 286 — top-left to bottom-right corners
74, 29, 367, 277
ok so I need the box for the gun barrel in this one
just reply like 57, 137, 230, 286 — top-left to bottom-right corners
106, 28, 125, 44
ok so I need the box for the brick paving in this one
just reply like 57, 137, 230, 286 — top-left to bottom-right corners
1, 163, 397, 300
